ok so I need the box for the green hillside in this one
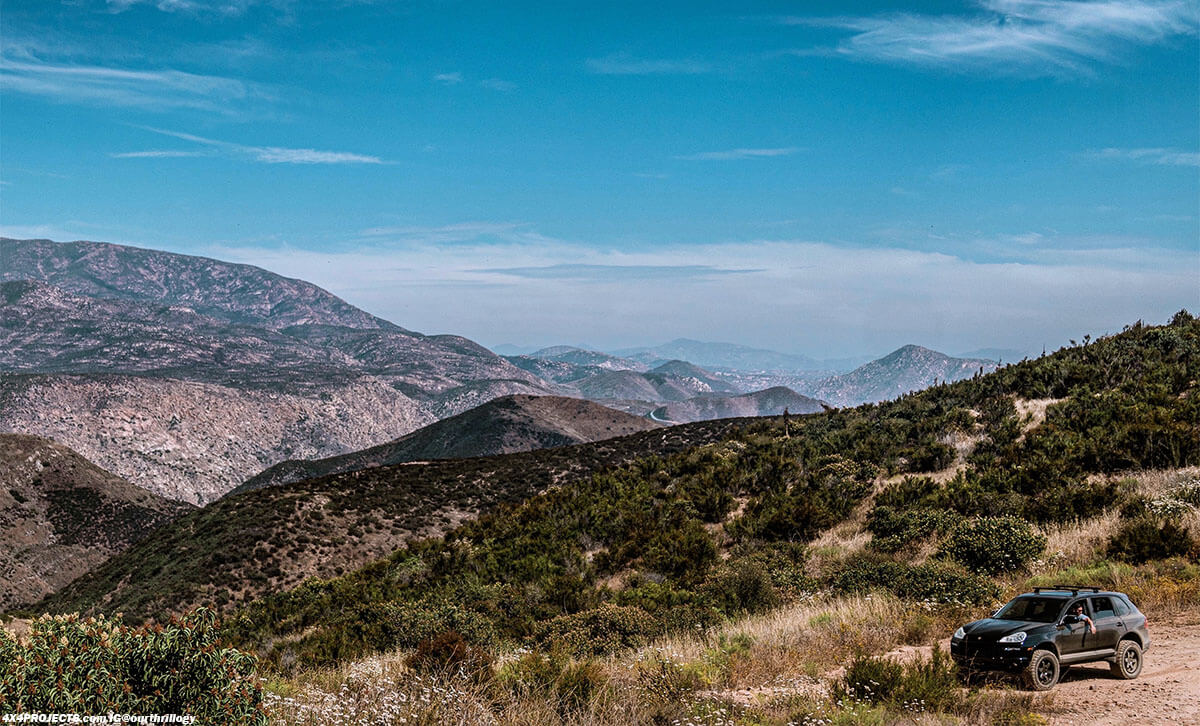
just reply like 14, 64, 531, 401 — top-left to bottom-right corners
225, 312, 1200, 673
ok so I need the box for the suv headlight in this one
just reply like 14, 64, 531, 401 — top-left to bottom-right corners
998, 631, 1027, 644
953, 627, 966, 640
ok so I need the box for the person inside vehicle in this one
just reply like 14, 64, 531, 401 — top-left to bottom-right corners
1070, 603, 1096, 634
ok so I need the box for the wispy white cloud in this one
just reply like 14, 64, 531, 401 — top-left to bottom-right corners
675, 147, 801, 161
129, 127, 386, 164
1088, 147, 1200, 166
0, 53, 259, 112
110, 149, 210, 158
103, 0, 287, 15
433, 72, 463, 85
586, 55, 713, 75
785, 0, 1199, 75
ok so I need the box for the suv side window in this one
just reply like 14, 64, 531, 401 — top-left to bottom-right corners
1091, 596, 1116, 619
1067, 598, 1090, 619
1113, 598, 1130, 617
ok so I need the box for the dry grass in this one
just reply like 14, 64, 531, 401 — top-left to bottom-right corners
1037, 510, 1123, 571
635, 592, 960, 690
1013, 397, 1062, 429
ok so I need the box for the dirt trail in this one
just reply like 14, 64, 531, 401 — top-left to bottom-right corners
705, 615, 1200, 725
1041, 615, 1200, 726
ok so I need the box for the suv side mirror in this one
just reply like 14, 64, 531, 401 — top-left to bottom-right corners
1060, 615, 1079, 626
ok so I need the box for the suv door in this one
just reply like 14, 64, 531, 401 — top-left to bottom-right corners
1056, 598, 1091, 655
1089, 596, 1122, 651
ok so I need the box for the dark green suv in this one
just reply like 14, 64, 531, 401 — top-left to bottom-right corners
950, 585, 1151, 690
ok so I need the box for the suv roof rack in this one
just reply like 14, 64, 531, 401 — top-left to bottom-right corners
1032, 585, 1103, 594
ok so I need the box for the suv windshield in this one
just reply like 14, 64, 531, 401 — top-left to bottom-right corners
993, 596, 1063, 623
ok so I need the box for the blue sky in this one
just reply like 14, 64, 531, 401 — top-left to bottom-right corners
1, 0, 1197, 357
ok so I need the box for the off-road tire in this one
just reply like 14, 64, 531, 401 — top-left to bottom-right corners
1022, 649, 1060, 691
1110, 639, 1143, 680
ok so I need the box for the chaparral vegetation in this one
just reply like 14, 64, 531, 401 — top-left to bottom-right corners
7, 313, 1200, 725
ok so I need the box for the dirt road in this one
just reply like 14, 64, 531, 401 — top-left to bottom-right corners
1040, 615, 1200, 725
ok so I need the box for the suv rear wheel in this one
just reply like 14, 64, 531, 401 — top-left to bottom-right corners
1022, 649, 1060, 691
1110, 639, 1143, 679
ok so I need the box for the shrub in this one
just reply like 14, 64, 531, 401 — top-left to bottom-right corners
1170, 479, 1200, 506
406, 630, 493, 680
876, 476, 943, 510
867, 506, 960, 553
898, 563, 1000, 606
498, 651, 604, 715
0, 609, 265, 725
939, 516, 1045, 574
698, 560, 779, 616
388, 599, 499, 649
835, 653, 904, 705
537, 604, 659, 657
831, 552, 906, 594
1107, 515, 1194, 564
834, 647, 961, 712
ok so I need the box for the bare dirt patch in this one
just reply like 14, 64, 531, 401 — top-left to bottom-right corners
1042, 615, 1200, 726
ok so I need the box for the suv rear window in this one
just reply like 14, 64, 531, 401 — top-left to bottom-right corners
1091, 596, 1116, 619
994, 596, 1062, 622
1114, 598, 1131, 617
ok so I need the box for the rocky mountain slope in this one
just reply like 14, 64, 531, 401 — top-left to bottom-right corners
650, 386, 825, 423
237, 395, 661, 492
0, 239, 555, 503
0, 237, 394, 331
0, 434, 192, 610
809, 344, 997, 407
38, 417, 749, 619
0, 374, 433, 504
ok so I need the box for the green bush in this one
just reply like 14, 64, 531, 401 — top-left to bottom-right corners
497, 651, 604, 716
939, 516, 1046, 574
834, 653, 904, 704
898, 563, 1000, 606
698, 560, 779, 616
0, 609, 265, 725
867, 506, 961, 553
834, 647, 960, 712
831, 552, 906, 594
832, 554, 999, 606
1107, 515, 1194, 564
388, 598, 499, 649
537, 604, 659, 657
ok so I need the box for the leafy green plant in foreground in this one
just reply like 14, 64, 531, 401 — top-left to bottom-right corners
0, 608, 265, 725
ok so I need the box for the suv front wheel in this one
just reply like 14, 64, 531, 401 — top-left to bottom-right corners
1110, 640, 1143, 679
1023, 649, 1060, 691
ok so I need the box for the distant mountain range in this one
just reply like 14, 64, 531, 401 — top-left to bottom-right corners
0, 434, 191, 610
515, 341, 996, 410
612, 338, 868, 373
237, 394, 661, 492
